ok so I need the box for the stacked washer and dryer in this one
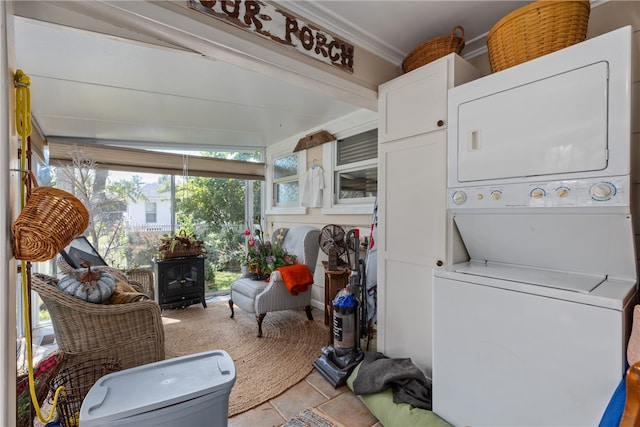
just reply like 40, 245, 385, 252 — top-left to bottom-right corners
432, 26, 637, 426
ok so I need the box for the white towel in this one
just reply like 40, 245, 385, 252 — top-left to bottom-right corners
300, 166, 324, 207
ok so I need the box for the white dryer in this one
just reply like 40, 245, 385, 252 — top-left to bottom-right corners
433, 26, 637, 426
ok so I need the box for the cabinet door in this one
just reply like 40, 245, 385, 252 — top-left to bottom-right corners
377, 131, 447, 375
379, 132, 447, 262
182, 262, 203, 295
378, 59, 448, 143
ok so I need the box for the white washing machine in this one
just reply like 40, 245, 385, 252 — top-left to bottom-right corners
433, 26, 637, 426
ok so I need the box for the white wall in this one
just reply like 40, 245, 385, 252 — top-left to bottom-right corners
266, 109, 377, 310
4, 2, 19, 424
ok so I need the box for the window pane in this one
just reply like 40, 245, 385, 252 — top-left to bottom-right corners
276, 181, 299, 204
337, 167, 378, 199
145, 202, 157, 223
337, 129, 378, 166
274, 154, 298, 179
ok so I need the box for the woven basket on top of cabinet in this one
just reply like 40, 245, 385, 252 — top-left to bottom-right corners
402, 25, 465, 73
487, 0, 590, 73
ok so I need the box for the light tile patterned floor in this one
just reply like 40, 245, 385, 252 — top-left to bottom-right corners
228, 370, 380, 427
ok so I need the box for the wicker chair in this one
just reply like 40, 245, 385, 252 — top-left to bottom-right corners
31, 273, 165, 370
57, 256, 155, 300
122, 267, 155, 300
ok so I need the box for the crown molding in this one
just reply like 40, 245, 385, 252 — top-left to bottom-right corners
279, 1, 406, 65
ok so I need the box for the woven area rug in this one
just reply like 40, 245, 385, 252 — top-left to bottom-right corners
284, 408, 345, 427
162, 300, 328, 417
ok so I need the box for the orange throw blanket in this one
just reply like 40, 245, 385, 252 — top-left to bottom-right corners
276, 264, 314, 295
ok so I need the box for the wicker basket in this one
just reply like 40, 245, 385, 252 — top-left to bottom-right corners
50, 358, 121, 427
17, 351, 67, 427
402, 25, 465, 73
487, 0, 590, 73
12, 172, 89, 262
157, 229, 205, 259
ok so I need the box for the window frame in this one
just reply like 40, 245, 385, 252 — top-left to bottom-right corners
266, 145, 306, 215
321, 123, 378, 215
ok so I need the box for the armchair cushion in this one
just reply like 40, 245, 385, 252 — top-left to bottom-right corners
232, 278, 270, 303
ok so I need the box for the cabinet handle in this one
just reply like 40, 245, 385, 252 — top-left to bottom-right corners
436, 260, 443, 267
437, 120, 444, 127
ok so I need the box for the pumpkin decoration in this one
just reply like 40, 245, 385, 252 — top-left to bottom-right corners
57, 261, 116, 303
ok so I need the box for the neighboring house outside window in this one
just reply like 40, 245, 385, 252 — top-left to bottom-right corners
128, 183, 172, 231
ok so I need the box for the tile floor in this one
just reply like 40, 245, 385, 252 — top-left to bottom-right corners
228, 369, 380, 427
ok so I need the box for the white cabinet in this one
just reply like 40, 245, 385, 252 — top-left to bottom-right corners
378, 53, 481, 143
377, 54, 481, 375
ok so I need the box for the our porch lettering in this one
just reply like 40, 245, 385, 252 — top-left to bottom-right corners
188, 0, 355, 73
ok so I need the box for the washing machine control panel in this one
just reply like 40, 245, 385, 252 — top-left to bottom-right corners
448, 176, 629, 210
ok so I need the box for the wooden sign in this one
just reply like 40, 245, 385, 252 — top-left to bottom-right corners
293, 130, 335, 152
188, 0, 354, 73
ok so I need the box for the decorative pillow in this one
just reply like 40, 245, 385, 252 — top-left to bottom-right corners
108, 282, 149, 304
34, 273, 58, 287
57, 268, 116, 303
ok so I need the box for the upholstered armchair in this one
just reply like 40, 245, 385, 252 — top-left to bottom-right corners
229, 225, 321, 337
31, 273, 165, 370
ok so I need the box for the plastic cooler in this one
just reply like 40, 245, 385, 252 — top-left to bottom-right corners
79, 350, 236, 426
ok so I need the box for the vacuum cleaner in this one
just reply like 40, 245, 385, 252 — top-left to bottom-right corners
313, 229, 365, 388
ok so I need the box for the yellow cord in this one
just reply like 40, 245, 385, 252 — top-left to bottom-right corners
22, 264, 66, 424
15, 69, 65, 424
15, 69, 31, 207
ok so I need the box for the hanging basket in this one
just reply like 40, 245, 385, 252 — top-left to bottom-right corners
12, 172, 89, 262
402, 25, 465, 73
487, 0, 590, 72
50, 358, 121, 427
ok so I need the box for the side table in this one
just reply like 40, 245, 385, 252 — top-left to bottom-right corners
323, 264, 351, 327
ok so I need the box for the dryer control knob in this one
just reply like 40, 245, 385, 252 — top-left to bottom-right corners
491, 191, 502, 201
591, 182, 615, 201
530, 188, 546, 199
452, 191, 467, 205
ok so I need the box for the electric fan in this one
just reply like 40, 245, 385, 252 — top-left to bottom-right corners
318, 224, 347, 269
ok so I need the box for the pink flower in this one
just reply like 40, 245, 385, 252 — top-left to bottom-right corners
244, 229, 251, 236
248, 237, 255, 247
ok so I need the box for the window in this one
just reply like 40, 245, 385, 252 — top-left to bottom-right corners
334, 128, 378, 204
273, 153, 299, 207
145, 202, 157, 223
